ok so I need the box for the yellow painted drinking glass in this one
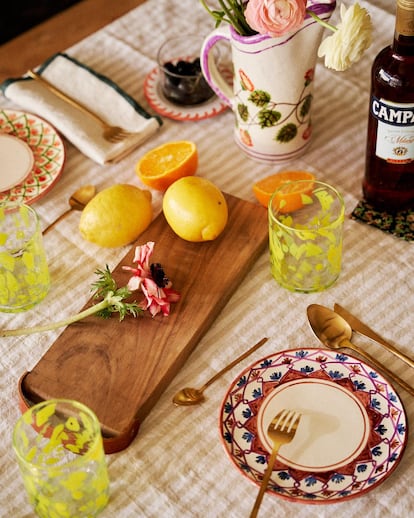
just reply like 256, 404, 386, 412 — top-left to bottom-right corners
268, 180, 345, 293
0, 203, 49, 312
13, 399, 109, 518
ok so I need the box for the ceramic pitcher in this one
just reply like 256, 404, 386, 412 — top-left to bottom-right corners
201, 1, 336, 163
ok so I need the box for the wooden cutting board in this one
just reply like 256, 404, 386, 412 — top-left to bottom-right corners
19, 193, 268, 452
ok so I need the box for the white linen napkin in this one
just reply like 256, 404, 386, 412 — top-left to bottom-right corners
0, 53, 162, 164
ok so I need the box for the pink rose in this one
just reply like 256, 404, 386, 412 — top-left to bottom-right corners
245, 0, 307, 38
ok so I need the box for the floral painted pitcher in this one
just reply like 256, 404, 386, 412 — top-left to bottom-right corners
201, 1, 336, 163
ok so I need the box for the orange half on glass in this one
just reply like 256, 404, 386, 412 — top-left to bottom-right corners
253, 170, 315, 213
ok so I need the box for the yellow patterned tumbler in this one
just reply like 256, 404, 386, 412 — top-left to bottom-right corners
268, 180, 345, 293
13, 399, 109, 517
0, 203, 49, 312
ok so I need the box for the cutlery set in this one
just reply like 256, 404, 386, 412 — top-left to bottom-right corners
307, 304, 414, 396
175, 303, 413, 407
334, 303, 414, 369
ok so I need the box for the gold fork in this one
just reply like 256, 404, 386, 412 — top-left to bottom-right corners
27, 69, 134, 143
250, 409, 302, 518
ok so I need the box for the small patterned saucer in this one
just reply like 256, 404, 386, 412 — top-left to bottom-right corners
0, 109, 65, 205
144, 66, 229, 122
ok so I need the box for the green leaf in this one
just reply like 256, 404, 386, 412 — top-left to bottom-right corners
237, 103, 249, 122
276, 123, 298, 143
248, 90, 271, 107
258, 109, 281, 128
299, 95, 312, 119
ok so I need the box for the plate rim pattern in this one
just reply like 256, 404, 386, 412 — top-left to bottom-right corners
0, 109, 66, 205
219, 347, 408, 504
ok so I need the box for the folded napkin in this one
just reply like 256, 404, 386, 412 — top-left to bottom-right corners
351, 199, 414, 241
0, 53, 162, 164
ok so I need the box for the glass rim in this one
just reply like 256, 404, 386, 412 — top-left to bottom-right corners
12, 398, 103, 470
268, 180, 345, 231
0, 202, 40, 242
157, 33, 219, 78
0, 201, 37, 216
0, 202, 40, 245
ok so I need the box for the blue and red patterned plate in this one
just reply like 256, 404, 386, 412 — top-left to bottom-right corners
220, 348, 407, 504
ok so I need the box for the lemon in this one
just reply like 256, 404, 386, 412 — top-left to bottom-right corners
162, 177, 228, 242
79, 184, 152, 247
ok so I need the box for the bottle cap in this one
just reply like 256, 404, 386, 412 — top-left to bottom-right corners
397, 0, 414, 36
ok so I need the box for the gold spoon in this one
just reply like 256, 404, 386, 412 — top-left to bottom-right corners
173, 337, 268, 406
43, 184, 96, 235
307, 304, 414, 397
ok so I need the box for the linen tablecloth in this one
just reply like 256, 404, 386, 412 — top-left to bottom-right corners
1, 1, 413, 516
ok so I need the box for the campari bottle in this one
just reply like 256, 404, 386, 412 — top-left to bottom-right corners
363, 0, 414, 211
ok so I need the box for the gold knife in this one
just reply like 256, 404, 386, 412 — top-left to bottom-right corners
334, 303, 414, 369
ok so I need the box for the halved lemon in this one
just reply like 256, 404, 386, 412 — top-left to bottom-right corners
253, 170, 315, 212
135, 140, 198, 191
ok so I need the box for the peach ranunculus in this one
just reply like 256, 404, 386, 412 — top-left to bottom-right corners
245, 0, 307, 38
317, 3, 373, 71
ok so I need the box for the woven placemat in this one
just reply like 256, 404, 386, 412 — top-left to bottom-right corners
351, 199, 414, 241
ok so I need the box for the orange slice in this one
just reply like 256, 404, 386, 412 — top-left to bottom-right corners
253, 170, 315, 212
135, 141, 198, 191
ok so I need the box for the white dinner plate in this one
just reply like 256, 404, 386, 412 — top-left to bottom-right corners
0, 133, 34, 191
0, 109, 65, 205
143, 66, 229, 121
220, 348, 408, 504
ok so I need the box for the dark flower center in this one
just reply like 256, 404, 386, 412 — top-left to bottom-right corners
150, 263, 169, 288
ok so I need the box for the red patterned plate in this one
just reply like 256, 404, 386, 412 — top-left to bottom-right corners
0, 109, 65, 205
220, 348, 408, 504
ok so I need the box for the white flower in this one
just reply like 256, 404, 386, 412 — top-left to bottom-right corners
317, 3, 373, 72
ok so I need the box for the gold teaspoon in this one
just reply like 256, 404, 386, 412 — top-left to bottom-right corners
307, 304, 414, 397
43, 184, 96, 235
173, 337, 268, 406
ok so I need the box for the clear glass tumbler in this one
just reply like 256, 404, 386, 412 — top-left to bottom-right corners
268, 180, 345, 293
13, 399, 109, 518
0, 203, 49, 311
157, 34, 215, 106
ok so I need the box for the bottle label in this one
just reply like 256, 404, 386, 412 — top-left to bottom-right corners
371, 97, 414, 163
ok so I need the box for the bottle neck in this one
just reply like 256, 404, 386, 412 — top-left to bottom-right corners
393, 1, 414, 54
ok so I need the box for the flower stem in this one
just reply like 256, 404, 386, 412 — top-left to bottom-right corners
306, 9, 338, 32
1, 298, 112, 337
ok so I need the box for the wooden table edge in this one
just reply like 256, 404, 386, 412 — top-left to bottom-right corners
0, 0, 146, 83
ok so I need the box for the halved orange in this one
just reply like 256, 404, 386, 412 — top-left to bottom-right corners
253, 170, 315, 212
135, 141, 198, 191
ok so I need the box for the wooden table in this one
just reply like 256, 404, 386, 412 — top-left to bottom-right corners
0, 0, 145, 82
